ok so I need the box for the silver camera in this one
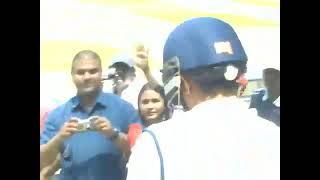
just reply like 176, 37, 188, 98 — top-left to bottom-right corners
77, 116, 99, 131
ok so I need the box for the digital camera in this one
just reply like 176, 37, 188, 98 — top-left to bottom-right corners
77, 116, 98, 131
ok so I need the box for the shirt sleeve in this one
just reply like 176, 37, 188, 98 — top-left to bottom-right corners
121, 100, 143, 134
249, 91, 264, 109
127, 124, 142, 148
40, 111, 60, 145
126, 131, 161, 180
40, 111, 49, 134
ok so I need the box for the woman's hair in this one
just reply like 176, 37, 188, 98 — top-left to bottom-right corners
137, 82, 172, 124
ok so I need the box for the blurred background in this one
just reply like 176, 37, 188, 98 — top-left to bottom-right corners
40, 0, 280, 106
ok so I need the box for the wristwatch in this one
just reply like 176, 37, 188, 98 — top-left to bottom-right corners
109, 128, 120, 141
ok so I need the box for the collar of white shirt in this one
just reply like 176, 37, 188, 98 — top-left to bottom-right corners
192, 96, 244, 111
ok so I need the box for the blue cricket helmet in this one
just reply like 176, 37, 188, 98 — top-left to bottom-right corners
162, 17, 248, 109
163, 17, 248, 72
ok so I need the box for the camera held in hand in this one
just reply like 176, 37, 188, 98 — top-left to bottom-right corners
76, 116, 99, 132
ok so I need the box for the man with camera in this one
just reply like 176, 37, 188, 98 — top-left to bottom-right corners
40, 50, 142, 180
103, 44, 158, 109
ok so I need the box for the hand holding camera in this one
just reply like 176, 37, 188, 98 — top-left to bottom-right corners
56, 118, 79, 141
56, 116, 116, 142
75, 116, 99, 132
76, 116, 117, 139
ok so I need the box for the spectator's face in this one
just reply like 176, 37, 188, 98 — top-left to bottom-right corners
139, 90, 165, 124
72, 58, 102, 96
112, 62, 133, 81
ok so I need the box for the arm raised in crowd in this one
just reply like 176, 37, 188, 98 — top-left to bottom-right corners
134, 44, 158, 84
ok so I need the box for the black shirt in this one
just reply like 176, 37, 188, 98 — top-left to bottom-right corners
249, 90, 280, 127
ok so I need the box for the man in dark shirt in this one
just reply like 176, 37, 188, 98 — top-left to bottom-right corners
249, 67, 280, 126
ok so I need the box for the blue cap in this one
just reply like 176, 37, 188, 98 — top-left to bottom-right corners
163, 17, 248, 71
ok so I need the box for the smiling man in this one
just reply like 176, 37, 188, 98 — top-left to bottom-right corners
40, 50, 142, 180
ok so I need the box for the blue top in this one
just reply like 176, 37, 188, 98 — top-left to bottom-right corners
40, 91, 142, 180
249, 90, 280, 127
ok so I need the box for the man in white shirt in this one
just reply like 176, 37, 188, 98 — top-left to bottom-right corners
126, 17, 280, 180
103, 45, 157, 109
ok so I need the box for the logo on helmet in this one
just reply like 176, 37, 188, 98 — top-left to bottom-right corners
214, 41, 233, 55
224, 65, 238, 81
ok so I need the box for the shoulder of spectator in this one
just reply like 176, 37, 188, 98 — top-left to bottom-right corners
253, 113, 280, 130
44, 100, 72, 125
101, 92, 142, 126
249, 89, 265, 106
252, 88, 266, 95
110, 92, 137, 111
101, 92, 131, 105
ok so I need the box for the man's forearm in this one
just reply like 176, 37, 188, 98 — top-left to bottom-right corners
40, 136, 63, 170
113, 133, 130, 160
40, 154, 61, 178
